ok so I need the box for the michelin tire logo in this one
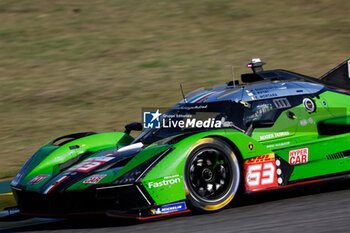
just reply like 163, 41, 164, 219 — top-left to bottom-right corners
148, 177, 181, 188
151, 202, 187, 215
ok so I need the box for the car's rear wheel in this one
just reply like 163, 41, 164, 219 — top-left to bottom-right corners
184, 137, 241, 212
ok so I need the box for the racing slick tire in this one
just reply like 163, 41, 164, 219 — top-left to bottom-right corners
184, 137, 241, 212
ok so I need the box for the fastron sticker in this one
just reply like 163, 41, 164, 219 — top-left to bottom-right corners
148, 175, 182, 188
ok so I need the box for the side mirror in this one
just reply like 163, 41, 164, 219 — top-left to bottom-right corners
124, 122, 143, 134
245, 120, 275, 137
250, 120, 275, 128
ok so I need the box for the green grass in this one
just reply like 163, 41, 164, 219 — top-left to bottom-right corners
0, 0, 349, 178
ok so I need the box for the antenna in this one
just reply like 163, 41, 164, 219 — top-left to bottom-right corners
225, 65, 235, 88
180, 83, 187, 103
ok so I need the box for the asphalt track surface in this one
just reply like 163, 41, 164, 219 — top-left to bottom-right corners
5, 179, 350, 233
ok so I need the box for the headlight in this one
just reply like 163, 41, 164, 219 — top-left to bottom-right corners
113, 148, 173, 185
114, 170, 143, 185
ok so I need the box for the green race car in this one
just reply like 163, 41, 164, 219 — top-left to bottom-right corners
10, 58, 350, 219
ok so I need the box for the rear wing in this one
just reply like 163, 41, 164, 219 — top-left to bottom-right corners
320, 59, 350, 90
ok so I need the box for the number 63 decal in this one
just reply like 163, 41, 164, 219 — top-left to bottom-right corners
244, 154, 278, 191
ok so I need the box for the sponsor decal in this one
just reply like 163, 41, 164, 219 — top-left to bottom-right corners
289, 148, 309, 165
28, 175, 49, 184
176, 105, 208, 110
83, 174, 107, 184
244, 153, 278, 191
300, 119, 307, 126
303, 98, 316, 113
143, 108, 224, 130
143, 109, 162, 129
259, 131, 290, 141
299, 117, 314, 126
68, 157, 114, 172
162, 118, 222, 129
266, 141, 290, 148
248, 142, 254, 151
151, 202, 187, 215
245, 87, 279, 100
148, 175, 181, 188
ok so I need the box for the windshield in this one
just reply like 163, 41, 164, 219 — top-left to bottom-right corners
134, 101, 245, 145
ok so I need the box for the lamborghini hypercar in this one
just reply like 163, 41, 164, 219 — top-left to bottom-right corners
10, 58, 350, 219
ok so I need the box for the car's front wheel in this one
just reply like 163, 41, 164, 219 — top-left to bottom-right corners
184, 137, 241, 212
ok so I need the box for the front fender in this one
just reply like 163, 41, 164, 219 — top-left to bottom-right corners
14, 132, 134, 188
141, 129, 273, 205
